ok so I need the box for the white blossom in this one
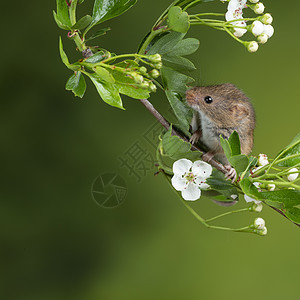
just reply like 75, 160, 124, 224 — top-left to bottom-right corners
287, 168, 299, 182
254, 3, 265, 14
263, 24, 274, 38
254, 217, 265, 229
249, 0, 259, 3
258, 153, 269, 166
251, 20, 264, 36
247, 41, 259, 52
171, 159, 212, 201
225, 0, 248, 37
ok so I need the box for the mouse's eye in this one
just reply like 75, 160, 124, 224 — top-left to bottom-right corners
204, 96, 213, 104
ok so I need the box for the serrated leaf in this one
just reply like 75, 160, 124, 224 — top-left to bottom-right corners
161, 127, 201, 160
94, 66, 115, 83
284, 207, 300, 224
53, 11, 71, 30
56, 0, 72, 27
59, 37, 80, 71
239, 178, 260, 199
167, 6, 190, 33
71, 15, 92, 30
115, 83, 150, 99
277, 132, 300, 167
90, 0, 137, 28
87, 74, 124, 109
229, 154, 249, 174
220, 136, 231, 159
65, 72, 86, 98
171, 38, 200, 56
85, 27, 111, 42
163, 54, 196, 71
259, 190, 300, 208
147, 32, 185, 55
228, 131, 241, 156
85, 51, 109, 63
206, 169, 238, 199
161, 66, 194, 95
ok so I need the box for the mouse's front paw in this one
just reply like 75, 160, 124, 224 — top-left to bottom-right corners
189, 129, 202, 145
224, 164, 237, 183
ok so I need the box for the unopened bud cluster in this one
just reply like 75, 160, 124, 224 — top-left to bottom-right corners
222, 0, 274, 53
252, 217, 268, 236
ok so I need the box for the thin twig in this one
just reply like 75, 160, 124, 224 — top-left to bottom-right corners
139, 98, 228, 175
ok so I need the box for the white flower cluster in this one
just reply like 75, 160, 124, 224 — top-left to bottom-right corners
171, 159, 212, 201
223, 0, 274, 52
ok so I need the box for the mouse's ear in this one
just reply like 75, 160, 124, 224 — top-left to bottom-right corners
231, 103, 250, 120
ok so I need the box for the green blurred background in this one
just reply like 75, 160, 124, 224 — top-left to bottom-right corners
1, 1, 299, 299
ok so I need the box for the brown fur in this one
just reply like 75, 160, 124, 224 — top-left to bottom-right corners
186, 83, 255, 155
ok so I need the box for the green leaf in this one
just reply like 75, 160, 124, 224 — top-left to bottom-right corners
239, 178, 260, 200
277, 132, 300, 167
163, 54, 196, 71
161, 126, 201, 160
85, 51, 109, 63
167, 6, 190, 33
90, 0, 137, 28
284, 207, 300, 224
220, 136, 231, 159
171, 38, 200, 56
115, 83, 150, 100
229, 154, 249, 174
87, 74, 124, 109
59, 37, 80, 71
71, 15, 92, 30
56, 0, 72, 28
85, 27, 111, 42
53, 11, 71, 30
65, 72, 86, 98
147, 32, 185, 55
206, 169, 238, 199
94, 66, 115, 83
228, 131, 241, 156
259, 190, 300, 208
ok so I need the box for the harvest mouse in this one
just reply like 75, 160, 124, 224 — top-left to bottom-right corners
186, 83, 255, 182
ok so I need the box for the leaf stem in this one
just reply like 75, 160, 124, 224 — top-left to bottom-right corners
205, 208, 250, 223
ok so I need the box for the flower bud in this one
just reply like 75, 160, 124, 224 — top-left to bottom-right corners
254, 217, 265, 230
287, 168, 299, 182
249, 0, 259, 3
139, 66, 147, 74
258, 226, 267, 236
261, 13, 273, 25
251, 203, 263, 213
130, 72, 144, 84
149, 69, 160, 78
258, 153, 269, 166
149, 54, 162, 63
263, 24, 274, 38
247, 41, 259, 53
140, 81, 149, 89
234, 28, 247, 38
149, 82, 157, 92
254, 3, 265, 14
257, 33, 268, 44
155, 62, 163, 69
267, 180, 276, 191
251, 20, 264, 36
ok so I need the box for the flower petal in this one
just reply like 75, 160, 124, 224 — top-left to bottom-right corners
244, 194, 261, 204
173, 159, 193, 176
192, 161, 213, 179
195, 177, 210, 190
181, 183, 201, 201
171, 175, 187, 191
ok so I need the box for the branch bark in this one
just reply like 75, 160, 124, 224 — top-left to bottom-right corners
139, 98, 228, 175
